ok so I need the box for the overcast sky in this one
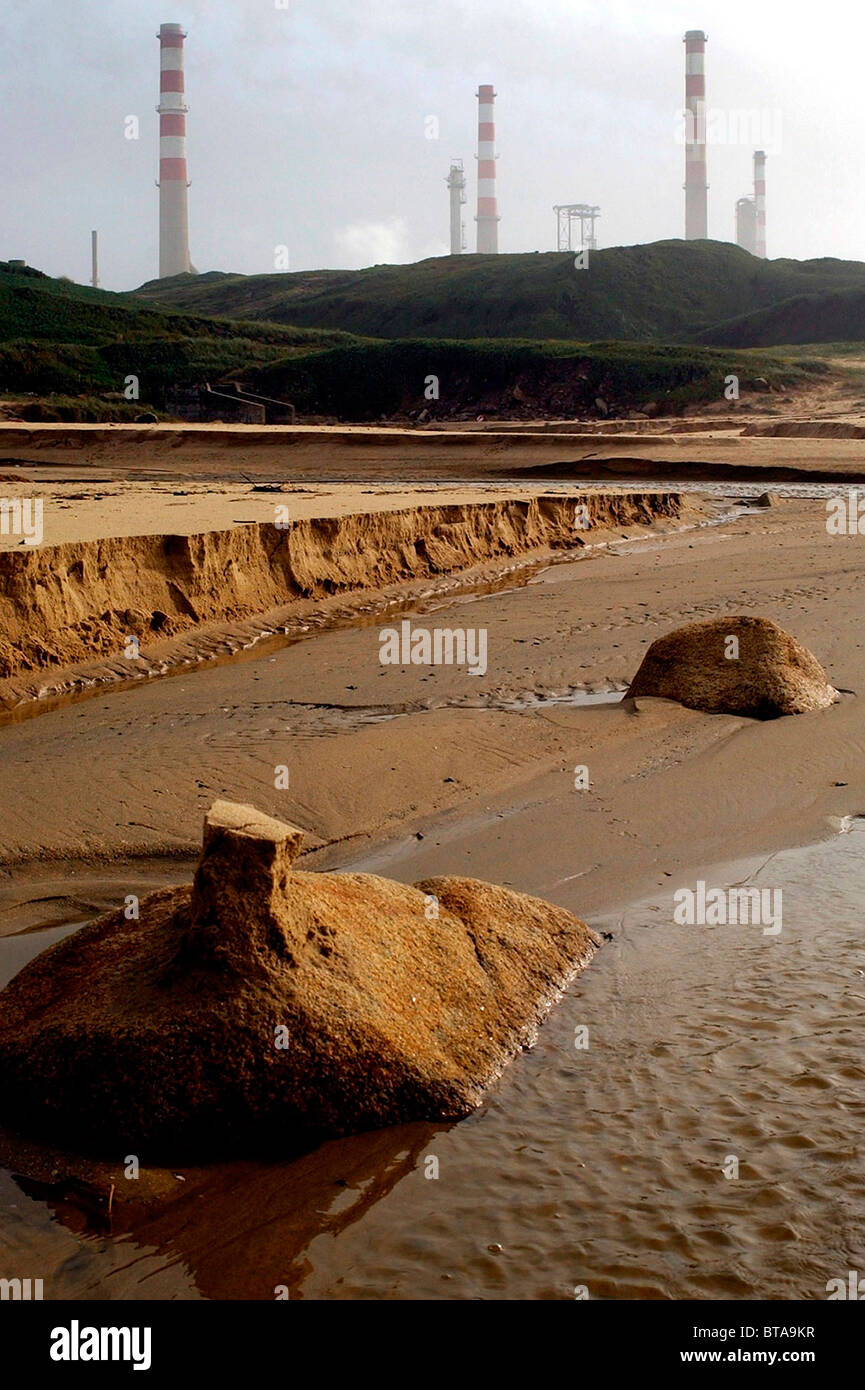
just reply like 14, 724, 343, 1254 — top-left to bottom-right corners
1, 0, 861, 290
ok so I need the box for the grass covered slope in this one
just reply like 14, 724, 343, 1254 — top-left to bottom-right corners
696, 287, 865, 348
0, 250, 840, 420
0, 260, 365, 408
135, 242, 865, 346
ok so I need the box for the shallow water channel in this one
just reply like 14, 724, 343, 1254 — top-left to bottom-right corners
1, 824, 862, 1300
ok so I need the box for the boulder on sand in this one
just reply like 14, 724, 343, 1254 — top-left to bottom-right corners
0, 801, 599, 1158
626, 616, 837, 719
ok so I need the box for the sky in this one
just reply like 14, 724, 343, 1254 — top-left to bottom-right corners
0, 0, 862, 290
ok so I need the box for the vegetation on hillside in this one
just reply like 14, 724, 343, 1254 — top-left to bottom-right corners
0, 260, 365, 407
242, 337, 827, 422
135, 242, 865, 346
0, 250, 843, 421
695, 287, 865, 348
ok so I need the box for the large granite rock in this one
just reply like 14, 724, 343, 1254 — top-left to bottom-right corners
626, 616, 837, 719
0, 801, 598, 1158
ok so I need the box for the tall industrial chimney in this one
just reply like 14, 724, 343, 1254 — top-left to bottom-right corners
157, 22, 191, 279
683, 30, 708, 240
91, 230, 99, 289
475, 85, 499, 254
753, 149, 767, 258
735, 197, 756, 255
446, 161, 467, 254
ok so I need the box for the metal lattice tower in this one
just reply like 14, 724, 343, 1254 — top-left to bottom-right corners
553, 204, 600, 253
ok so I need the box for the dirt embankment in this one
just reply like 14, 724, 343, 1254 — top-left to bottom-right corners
6, 417, 865, 487
741, 420, 865, 439
0, 493, 686, 689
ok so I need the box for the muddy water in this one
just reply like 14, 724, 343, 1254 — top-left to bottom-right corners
197, 685, 626, 741
1, 826, 863, 1300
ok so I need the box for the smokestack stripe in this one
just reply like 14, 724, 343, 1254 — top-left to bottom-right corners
683, 30, 708, 241
157, 22, 191, 278
475, 85, 499, 254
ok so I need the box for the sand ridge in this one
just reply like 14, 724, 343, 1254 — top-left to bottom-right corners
0, 491, 690, 699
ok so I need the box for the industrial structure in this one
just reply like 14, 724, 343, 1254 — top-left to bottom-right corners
157, 22, 191, 278
90, 230, 99, 288
735, 196, 756, 255
114, 24, 782, 283
446, 160, 467, 254
753, 149, 767, 258
683, 29, 708, 239
475, 85, 500, 253
735, 151, 767, 258
553, 204, 600, 253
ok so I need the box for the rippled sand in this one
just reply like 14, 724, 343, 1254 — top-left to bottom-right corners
1, 827, 863, 1300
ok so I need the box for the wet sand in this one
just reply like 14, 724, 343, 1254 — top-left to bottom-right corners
0, 492, 860, 883
5, 414, 865, 486
2, 824, 864, 1300
1, 476, 864, 1300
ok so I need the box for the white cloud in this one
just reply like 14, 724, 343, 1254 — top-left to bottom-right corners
333, 218, 411, 268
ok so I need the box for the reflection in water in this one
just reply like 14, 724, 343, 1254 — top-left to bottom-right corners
5, 1122, 442, 1301
2, 827, 865, 1299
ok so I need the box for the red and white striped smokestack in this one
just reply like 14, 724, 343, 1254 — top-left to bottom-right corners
475, 84, 499, 254
157, 22, 191, 279
683, 30, 708, 240
754, 149, 767, 259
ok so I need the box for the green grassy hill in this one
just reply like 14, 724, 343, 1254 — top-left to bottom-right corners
0, 251, 840, 421
135, 242, 865, 345
695, 287, 865, 348
0, 260, 363, 412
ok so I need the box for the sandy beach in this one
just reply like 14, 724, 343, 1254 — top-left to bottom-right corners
12, 0, 865, 1347
0, 483, 858, 881
1, 436, 863, 1301
4, 416, 865, 489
